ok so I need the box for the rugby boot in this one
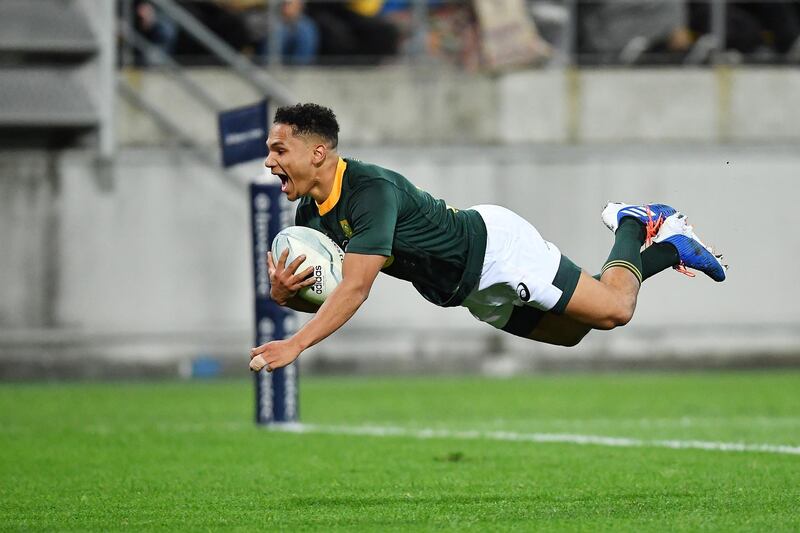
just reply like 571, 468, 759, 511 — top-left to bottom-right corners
653, 212, 727, 282
601, 202, 677, 244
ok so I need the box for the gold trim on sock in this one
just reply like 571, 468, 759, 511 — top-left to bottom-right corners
601, 260, 643, 284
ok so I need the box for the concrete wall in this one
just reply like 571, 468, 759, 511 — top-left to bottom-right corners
2, 144, 799, 377
118, 67, 800, 146
3, 65, 800, 377
0, 153, 57, 328
338, 143, 800, 372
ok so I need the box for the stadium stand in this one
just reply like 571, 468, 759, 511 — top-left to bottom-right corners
0, 0, 96, 54
0, 0, 113, 150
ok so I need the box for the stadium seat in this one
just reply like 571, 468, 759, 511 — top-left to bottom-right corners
0, 0, 102, 137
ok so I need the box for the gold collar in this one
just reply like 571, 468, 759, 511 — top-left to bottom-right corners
316, 157, 347, 216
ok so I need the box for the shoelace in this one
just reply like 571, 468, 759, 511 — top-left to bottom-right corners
673, 262, 696, 277
647, 207, 696, 278
644, 205, 665, 246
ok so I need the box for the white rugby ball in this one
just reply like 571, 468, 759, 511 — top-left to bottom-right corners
271, 226, 344, 306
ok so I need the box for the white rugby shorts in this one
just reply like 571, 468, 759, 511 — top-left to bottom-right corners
462, 204, 564, 329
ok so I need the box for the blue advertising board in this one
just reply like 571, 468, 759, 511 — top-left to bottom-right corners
219, 100, 269, 168
250, 183, 298, 424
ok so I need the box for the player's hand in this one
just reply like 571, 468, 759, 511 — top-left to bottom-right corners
268, 249, 316, 306
249, 339, 302, 372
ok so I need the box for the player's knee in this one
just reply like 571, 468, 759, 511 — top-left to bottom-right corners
593, 299, 635, 330
606, 301, 635, 329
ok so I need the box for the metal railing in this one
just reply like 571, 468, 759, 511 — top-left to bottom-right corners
146, 0, 295, 103
114, 0, 799, 160
116, 0, 299, 171
119, 0, 800, 69
119, 22, 226, 112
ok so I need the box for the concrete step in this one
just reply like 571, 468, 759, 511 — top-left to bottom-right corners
0, 0, 96, 55
0, 68, 96, 127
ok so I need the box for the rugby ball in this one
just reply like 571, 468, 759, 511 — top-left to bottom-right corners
271, 226, 344, 305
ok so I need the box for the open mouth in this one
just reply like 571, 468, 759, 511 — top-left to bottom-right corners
274, 172, 289, 192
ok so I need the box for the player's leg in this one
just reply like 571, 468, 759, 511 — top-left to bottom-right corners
462, 203, 726, 348
529, 208, 728, 344
557, 202, 728, 330
462, 205, 585, 346
563, 270, 639, 329
508, 266, 667, 346
549, 203, 666, 331
511, 203, 687, 344
503, 303, 592, 347
639, 241, 680, 281
513, 269, 643, 347
462, 203, 645, 346
496, 222, 657, 344
599, 209, 727, 283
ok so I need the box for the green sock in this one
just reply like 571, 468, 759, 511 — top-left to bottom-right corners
641, 242, 679, 281
600, 218, 645, 284
594, 242, 681, 282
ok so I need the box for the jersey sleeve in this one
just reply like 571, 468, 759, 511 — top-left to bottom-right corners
344, 180, 399, 256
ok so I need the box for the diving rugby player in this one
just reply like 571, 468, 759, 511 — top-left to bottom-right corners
250, 104, 726, 373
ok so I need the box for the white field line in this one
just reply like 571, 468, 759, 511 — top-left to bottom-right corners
55, 415, 800, 438
271, 423, 800, 456
61, 416, 800, 437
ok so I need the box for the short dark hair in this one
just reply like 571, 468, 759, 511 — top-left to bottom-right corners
273, 103, 339, 148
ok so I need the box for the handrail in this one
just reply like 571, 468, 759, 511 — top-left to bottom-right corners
118, 78, 249, 189
119, 22, 226, 113
148, 0, 296, 106
117, 78, 217, 167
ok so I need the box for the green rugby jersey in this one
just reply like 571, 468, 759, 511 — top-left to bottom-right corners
294, 158, 487, 307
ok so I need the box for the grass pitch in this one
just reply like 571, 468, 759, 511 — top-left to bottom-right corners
1, 372, 799, 531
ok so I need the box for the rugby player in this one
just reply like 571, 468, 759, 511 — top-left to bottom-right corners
250, 103, 726, 372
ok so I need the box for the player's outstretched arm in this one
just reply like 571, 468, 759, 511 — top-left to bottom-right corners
250, 252, 386, 372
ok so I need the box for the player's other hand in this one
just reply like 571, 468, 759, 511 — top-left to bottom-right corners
267, 249, 316, 305
250, 339, 302, 372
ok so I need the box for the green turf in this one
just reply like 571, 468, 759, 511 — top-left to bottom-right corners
1, 372, 799, 531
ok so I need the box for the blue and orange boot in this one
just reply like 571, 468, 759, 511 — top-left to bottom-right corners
653, 212, 728, 282
601, 202, 677, 244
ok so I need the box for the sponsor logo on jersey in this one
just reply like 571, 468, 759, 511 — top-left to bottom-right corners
516, 282, 530, 302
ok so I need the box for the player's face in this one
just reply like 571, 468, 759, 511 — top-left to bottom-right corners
265, 123, 316, 201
